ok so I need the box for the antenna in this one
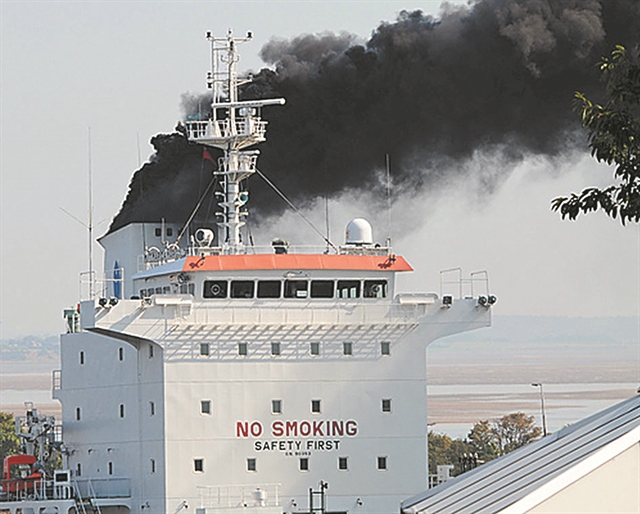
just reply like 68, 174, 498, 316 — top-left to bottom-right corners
88, 128, 94, 299
325, 196, 330, 254
385, 153, 391, 250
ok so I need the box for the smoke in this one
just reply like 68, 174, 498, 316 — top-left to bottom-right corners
108, 0, 639, 235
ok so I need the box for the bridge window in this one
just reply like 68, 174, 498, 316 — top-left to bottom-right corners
155, 228, 161, 237
257, 280, 281, 298
299, 457, 309, 471
231, 280, 254, 298
338, 457, 349, 471
271, 400, 282, 414
200, 343, 210, 356
343, 342, 353, 356
247, 458, 256, 472
310, 342, 320, 356
194, 459, 204, 473
311, 400, 321, 414
166, 228, 173, 237
284, 280, 308, 298
238, 343, 248, 356
201, 400, 211, 415
271, 342, 281, 356
364, 280, 387, 298
380, 341, 391, 356
337, 280, 360, 298
311, 280, 334, 298
377, 456, 387, 470
203, 280, 228, 299
382, 399, 392, 413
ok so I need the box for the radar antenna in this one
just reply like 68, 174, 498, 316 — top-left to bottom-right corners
184, 30, 285, 254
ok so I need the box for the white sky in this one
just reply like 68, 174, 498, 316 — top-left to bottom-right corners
1, 1, 639, 338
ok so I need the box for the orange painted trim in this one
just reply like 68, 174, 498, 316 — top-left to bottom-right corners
183, 254, 413, 272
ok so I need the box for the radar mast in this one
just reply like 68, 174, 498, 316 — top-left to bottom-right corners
184, 30, 285, 254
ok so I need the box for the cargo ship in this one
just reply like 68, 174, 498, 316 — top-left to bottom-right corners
0, 30, 494, 514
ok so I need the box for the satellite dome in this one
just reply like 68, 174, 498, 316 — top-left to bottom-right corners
345, 218, 373, 245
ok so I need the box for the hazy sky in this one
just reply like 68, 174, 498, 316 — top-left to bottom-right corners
1, 1, 638, 338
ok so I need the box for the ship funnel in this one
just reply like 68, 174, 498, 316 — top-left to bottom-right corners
345, 218, 373, 245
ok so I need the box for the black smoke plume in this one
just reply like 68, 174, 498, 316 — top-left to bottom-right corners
109, 0, 639, 234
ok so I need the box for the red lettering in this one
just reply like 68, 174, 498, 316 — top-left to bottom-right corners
331, 420, 344, 436
250, 421, 263, 437
286, 421, 298, 437
346, 420, 358, 436
313, 421, 324, 436
272, 420, 284, 437
236, 421, 249, 438
300, 421, 311, 436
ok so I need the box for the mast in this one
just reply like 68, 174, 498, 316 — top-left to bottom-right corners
184, 30, 285, 254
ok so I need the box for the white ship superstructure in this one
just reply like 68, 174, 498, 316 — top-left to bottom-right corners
1, 31, 494, 514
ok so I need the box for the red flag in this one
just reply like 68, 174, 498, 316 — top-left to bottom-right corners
203, 149, 214, 162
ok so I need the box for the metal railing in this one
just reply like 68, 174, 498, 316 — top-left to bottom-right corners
185, 119, 267, 142
197, 483, 280, 508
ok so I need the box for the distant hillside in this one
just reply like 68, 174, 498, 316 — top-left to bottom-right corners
0, 335, 59, 362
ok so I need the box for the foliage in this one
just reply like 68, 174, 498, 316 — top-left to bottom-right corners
0, 412, 20, 464
429, 412, 542, 477
552, 45, 640, 224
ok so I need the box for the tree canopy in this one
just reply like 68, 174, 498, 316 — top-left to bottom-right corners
0, 412, 20, 464
552, 45, 640, 224
429, 412, 542, 477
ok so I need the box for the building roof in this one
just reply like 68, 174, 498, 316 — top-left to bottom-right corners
182, 253, 413, 272
402, 394, 640, 514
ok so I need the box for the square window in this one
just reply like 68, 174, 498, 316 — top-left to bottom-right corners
338, 457, 349, 470
364, 280, 387, 298
201, 400, 211, 415
194, 459, 204, 473
377, 456, 387, 470
271, 400, 282, 414
247, 458, 256, 472
343, 342, 353, 356
238, 343, 248, 356
200, 343, 210, 356
271, 342, 281, 356
310, 342, 320, 356
337, 280, 360, 298
284, 280, 308, 298
203, 280, 228, 299
257, 280, 281, 298
299, 457, 309, 471
231, 280, 255, 298
311, 400, 321, 413
380, 341, 390, 356
382, 399, 392, 413
310, 280, 334, 298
